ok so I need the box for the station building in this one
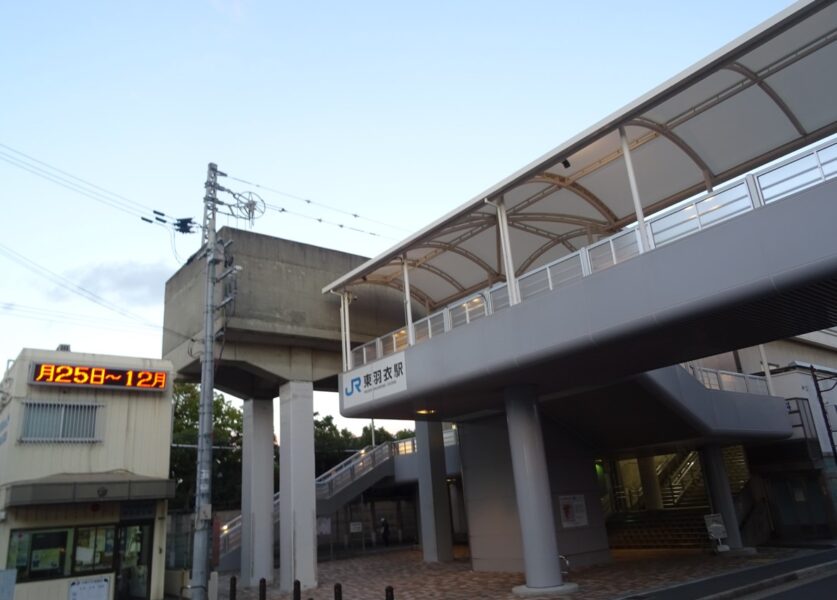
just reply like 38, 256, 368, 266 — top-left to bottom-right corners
0, 347, 174, 600
162, 0, 837, 596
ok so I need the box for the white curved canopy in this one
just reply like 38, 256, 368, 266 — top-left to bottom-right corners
325, 0, 837, 310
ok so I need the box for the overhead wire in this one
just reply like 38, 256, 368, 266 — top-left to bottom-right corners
226, 174, 411, 233
0, 242, 194, 342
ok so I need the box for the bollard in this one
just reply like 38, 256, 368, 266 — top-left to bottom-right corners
293, 579, 301, 600
334, 582, 343, 600
259, 578, 266, 600
230, 576, 237, 600
385, 585, 394, 600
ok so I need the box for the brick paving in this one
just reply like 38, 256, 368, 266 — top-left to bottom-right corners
216, 546, 804, 600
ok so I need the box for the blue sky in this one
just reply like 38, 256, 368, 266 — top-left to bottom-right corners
0, 0, 794, 432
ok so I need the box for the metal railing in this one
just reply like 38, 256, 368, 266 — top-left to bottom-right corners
218, 427, 460, 556
683, 364, 770, 395
349, 138, 837, 368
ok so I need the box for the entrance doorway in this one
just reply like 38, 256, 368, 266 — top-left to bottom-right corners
115, 523, 153, 600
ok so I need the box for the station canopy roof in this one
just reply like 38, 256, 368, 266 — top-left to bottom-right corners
324, 0, 837, 311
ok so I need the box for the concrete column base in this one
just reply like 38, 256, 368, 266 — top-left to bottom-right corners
513, 582, 580, 597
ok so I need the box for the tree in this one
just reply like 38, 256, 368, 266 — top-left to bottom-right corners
169, 383, 243, 511
313, 413, 357, 475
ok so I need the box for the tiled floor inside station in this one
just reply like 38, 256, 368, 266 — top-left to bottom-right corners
216, 545, 805, 600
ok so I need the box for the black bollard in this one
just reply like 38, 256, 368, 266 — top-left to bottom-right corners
230, 576, 237, 600
334, 582, 343, 600
293, 579, 301, 600
259, 578, 266, 600
385, 585, 394, 600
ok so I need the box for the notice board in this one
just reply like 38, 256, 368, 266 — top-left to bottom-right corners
68, 577, 110, 600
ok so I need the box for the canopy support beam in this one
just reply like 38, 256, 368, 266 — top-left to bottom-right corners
402, 257, 415, 346
492, 198, 520, 306
619, 126, 651, 252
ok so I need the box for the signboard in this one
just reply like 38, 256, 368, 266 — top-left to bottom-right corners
30, 363, 167, 391
0, 570, 15, 600
704, 513, 727, 540
68, 577, 110, 600
341, 352, 407, 409
317, 517, 332, 536
349, 521, 363, 534
558, 494, 588, 528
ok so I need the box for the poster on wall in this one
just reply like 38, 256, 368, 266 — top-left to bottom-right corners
68, 577, 109, 600
558, 494, 588, 528
0, 570, 16, 600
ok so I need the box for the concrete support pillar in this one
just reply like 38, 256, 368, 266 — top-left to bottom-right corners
638, 456, 664, 510
449, 479, 468, 537
700, 445, 744, 550
241, 399, 275, 587
415, 421, 453, 562
279, 381, 317, 592
505, 386, 578, 595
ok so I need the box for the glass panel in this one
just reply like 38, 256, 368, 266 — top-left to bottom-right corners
819, 143, 837, 179
413, 319, 430, 344
697, 184, 751, 227
428, 312, 446, 337
116, 524, 152, 600
75, 526, 116, 572
7, 528, 74, 581
465, 297, 487, 322
612, 231, 640, 263
588, 241, 615, 272
449, 305, 468, 329
650, 204, 699, 246
548, 254, 583, 288
758, 153, 820, 203
518, 269, 550, 301
490, 285, 510, 312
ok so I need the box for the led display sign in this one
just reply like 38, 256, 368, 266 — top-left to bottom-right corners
30, 363, 168, 391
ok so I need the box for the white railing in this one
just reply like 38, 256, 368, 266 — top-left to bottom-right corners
349, 138, 837, 368
684, 365, 770, 395
219, 427, 460, 555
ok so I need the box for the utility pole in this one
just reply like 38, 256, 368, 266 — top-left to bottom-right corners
191, 162, 223, 600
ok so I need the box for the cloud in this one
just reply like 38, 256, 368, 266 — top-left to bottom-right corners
56, 261, 174, 308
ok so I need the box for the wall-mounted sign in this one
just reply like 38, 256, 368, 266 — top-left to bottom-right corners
68, 577, 109, 600
349, 521, 363, 533
558, 494, 588, 528
30, 364, 167, 392
341, 352, 406, 409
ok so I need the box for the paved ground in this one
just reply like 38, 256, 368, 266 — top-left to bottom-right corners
214, 546, 808, 600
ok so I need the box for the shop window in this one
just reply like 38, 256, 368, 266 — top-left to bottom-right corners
20, 402, 100, 442
74, 526, 116, 573
6, 527, 74, 581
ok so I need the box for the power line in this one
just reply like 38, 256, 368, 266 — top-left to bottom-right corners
226, 174, 411, 233
261, 199, 395, 240
0, 142, 198, 233
0, 242, 193, 342
0, 303, 163, 335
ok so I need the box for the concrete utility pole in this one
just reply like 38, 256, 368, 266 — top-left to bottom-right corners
191, 162, 222, 600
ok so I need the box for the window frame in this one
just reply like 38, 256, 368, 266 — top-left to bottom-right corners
6, 522, 119, 583
19, 401, 103, 443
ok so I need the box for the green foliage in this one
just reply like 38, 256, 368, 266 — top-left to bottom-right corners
169, 383, 243, 511
169, 388, 416, 510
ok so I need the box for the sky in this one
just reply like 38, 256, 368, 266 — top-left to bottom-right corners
0, 0, 795, 435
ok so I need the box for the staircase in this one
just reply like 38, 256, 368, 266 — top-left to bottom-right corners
218, 442, 396, 563
608, 509, 712, 549
607, 445, 753, 548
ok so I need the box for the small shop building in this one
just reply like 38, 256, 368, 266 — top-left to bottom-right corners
0, 347, 174, 600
